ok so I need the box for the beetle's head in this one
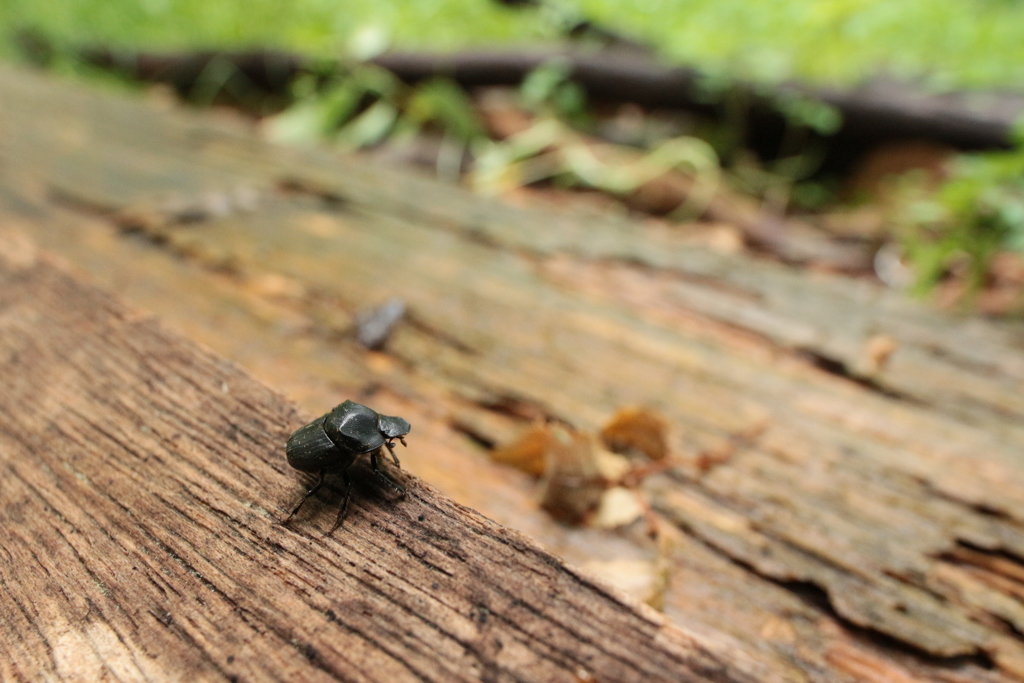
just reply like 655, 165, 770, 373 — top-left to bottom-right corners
378, 414, 411, 440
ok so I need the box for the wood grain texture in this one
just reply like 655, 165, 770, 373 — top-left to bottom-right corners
2, 65, 1024, 682
0, 235, 780, 682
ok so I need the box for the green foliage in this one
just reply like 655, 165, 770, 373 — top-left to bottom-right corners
8, 0, 1024, 91
266, 67, 484, 177
405, 78, 485, 142
897, 135, 1024, 294
773, 93, 842, 136
576, 0, 1024, 89
519, 59, 589, 126
0, 0, 556, 60
268, 67, 393, 145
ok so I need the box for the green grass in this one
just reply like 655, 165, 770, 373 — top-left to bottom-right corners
6, 0, 1024, 89
579, 0, 1024, 88
0, 0, 556, 59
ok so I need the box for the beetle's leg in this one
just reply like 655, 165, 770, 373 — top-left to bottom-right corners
283, 470, 324, 524
326, 472, 353, 535
385, 439, 402, 467
371, 449, 406, 497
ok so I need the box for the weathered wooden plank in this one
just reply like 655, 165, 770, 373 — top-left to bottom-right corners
0, 233, 783, 682
2, 65, 1024, 682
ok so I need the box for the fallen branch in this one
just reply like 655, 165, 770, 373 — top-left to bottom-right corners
71, 44, 1024, 152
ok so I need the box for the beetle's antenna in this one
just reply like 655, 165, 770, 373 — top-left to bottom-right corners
398, 436, 407, 448
283, 470, 325, 524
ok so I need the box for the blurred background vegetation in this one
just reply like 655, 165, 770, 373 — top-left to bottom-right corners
6, 0, 1024, 88
3, 0, 1023, 312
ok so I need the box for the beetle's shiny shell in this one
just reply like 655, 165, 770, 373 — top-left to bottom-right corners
286, 416, 355, 473
323, 400, 386, 454
285, 400, 413, 474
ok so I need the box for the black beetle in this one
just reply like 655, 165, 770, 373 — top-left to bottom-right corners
282, 400, 410, 533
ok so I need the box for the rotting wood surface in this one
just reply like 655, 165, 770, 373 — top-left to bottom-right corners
1, 65, 1024, 682
0, 235, 780, 682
